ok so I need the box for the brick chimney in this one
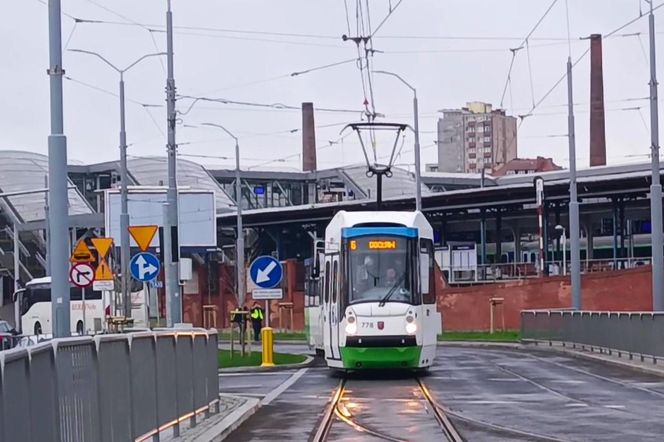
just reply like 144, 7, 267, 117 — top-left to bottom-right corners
589, 34, 607, 167
302, 102, 317, 171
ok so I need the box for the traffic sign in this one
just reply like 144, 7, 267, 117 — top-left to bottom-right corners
93, 280, 114, 291
69, 263, 95, 288
91, 237, 114, 281
252, 288, 283, 300
128, 225, 158, 252
130, 252, 161, 282
70, 240, 95, 263
249, 256, 283, 289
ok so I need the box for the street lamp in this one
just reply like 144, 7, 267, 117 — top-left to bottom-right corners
373, 70, 422, 212
198, 123, 245, 310
69, 49, 165, 319
555, 225, 567, 276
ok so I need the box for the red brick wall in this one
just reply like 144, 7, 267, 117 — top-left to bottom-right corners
182, 260, 653, 332
435, 265, 653, 331
181, 259, 306, 330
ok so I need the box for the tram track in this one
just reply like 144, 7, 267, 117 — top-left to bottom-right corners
311, 376, 464, 442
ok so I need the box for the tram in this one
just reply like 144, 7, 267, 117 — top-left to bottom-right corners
305, 210, 441, 370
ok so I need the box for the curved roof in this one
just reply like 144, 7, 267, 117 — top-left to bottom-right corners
340, 165, 435, 200
0, 150, 92, 222
127, 157, 234, 212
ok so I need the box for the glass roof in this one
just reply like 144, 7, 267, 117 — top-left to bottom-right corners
0, 151, 93, 222
127, 157, 234, 212
342, 165, 434, 200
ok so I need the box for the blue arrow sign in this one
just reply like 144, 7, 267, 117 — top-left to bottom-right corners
249, 256, 283, 289
130, 252, 161, 282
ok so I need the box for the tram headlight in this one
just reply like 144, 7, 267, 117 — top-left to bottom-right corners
345, 321, 357, 336
405, 322, 417, 335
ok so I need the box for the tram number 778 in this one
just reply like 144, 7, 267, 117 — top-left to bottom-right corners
360, 322, 374, 329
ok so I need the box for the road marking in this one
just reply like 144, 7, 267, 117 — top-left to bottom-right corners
261, 367, 308, 406
550, 380, 586, 385
219, 371, 297, 377
460, 400, 518, 405
565, 403, 589, 407
487, 378, 521, 382
604, 405, 626, 409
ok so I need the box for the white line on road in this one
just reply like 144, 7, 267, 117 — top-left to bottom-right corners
219, 371, 297, 377
261, 367, 308, 406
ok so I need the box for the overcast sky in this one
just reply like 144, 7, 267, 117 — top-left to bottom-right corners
3, 0, 663, 172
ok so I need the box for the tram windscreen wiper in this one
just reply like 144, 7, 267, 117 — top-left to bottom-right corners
378, 273, 406, 307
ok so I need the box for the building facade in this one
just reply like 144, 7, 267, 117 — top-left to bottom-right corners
436, 102, 517, 173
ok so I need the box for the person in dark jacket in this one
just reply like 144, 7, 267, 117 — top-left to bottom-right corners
250, 301, 265, 342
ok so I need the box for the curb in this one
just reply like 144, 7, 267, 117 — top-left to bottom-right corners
438, 340, 523, 349
218, 355, 315, 374
207, 396, 260, 442
522, 341, 664, 379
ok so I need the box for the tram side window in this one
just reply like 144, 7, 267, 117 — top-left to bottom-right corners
420, 238, 436, 304
324, 261, 331, 304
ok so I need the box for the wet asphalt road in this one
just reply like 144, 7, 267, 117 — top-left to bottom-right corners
221, 345, 664, 441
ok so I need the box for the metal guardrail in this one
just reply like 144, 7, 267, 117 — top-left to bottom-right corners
0, 328, 220, 442
521, 310, 664, 360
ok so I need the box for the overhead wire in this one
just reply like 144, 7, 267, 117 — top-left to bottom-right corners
498, 0, 559, 108
524, 2, 664, 121
82, 0, 167, 73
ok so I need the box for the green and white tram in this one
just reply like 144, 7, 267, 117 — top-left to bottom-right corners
306, 210, 441, 370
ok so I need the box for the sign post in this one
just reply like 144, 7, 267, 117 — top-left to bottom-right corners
91, 238, 115, 292
70, 240, 96, 335
250, 256, 283, 330
128, 225, 160, 322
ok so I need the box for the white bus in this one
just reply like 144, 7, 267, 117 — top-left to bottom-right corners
14, 277, 107, 336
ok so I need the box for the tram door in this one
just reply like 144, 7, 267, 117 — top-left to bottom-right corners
329, 257, 340, 359
322, 260, 332, 358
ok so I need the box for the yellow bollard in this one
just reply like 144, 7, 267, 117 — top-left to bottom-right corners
261, 327, 275, 367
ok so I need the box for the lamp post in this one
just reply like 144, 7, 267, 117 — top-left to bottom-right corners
373, 70, 422, 211
69, 49, 165, 319
555, 225, 567, 276
199, 123, 245, 309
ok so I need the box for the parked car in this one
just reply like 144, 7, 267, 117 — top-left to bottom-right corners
0, 320, 19, 350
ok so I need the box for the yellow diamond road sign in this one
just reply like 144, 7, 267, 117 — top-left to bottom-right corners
91, 237, 114, 281
128, 225, 158, 252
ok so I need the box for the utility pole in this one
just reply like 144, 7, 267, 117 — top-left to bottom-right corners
68, 49, 164, 319
648, 1, 664, 311
119, 74, 130, 318
47, 0, 71, 337
200, 123, 245, 308
165, 0, 181, 325
413, 90, 422, 211
373, 70, 422, 211
567, 56, 582, 309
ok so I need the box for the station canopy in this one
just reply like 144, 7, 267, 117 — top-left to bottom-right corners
127, 157, 235, 213
0, 150, 93, 222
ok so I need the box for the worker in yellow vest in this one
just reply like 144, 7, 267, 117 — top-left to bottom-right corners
250, 301, 265, 342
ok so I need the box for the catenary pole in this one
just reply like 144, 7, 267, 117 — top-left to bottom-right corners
567, 56, 582, 309
648, 1, 664, 310
47, 0, 71, 337
165, 0, 181, 324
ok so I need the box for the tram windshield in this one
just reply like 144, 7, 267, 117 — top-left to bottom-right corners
347, 236, 415, 304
